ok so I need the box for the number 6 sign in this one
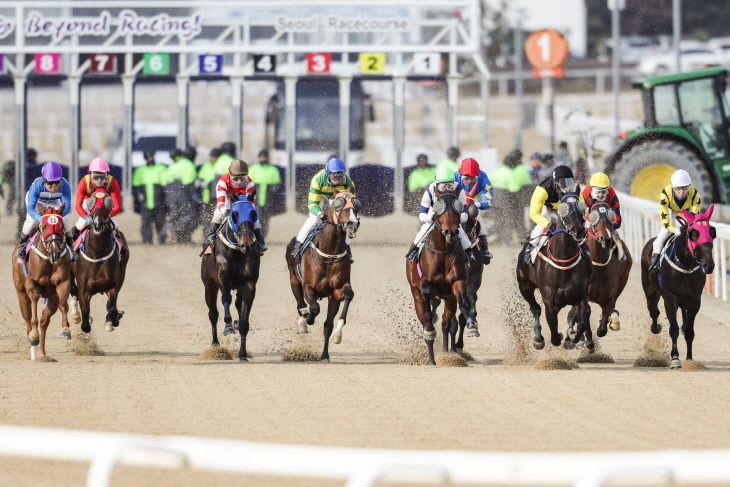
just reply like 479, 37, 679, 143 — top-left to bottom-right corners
307, 53, 331, 74
34, 53, 60, 74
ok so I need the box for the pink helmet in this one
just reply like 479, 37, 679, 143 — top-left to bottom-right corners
89, 157, 110, 173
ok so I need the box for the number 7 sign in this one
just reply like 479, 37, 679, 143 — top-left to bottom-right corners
90, 53, 117, 74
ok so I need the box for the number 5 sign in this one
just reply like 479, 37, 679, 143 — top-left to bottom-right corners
525, 29, 569, 78
34, 53, 60, 74
307, 53, 331, 74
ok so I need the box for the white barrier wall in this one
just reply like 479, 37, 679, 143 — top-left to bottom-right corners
617, 191, 730, 302
1, 425, 730, 487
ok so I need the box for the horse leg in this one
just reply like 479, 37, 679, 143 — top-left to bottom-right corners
204, 280, 220, 347
289, 277, 309, 334
420, 281, 437, 365
333, 284, 353, 345
443, 296, 458, 353
27, 293, 41, 360
303, 287, 320, 326
680, 307, 687, 336
518, 280, 544, 350
15, 289, 33, 348
69, 280, 81, 325
456, 314, 466, 352
79, 290, 93, 333
579, 301, 594, 352
234, 291, 243, 331
453, 280, 476, 339
564, 305, 578, 348
321, 298, 341, 362
642, 266, 662, 334
663, 296, 682, 369
104, 289, 120, 332
236, 282, 256, 361
220, 285, 235, 336
684, 302, 700, 361
465, 273, 480, 338
544, 303, 564, 347
56, 280, 72, 339
39, 296, 59, 357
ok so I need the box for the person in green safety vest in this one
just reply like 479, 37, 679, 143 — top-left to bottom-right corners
247, 149, 281, 237
214, 141, 237, 176
405, 153, 436, 214
0, 158, 15, 215
196, 148, 219, 230
435, 146, 460, 176
132, 150, 168, 244
488, 149, 532, 245
166, 147, 199, 244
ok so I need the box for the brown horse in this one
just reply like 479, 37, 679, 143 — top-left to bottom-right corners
516, 194, 592, 350
406, 189, 474, 365
641, 206, 716, 369
567, 201, 632, 345
285, 190, 360, 361
70, 191, 129, 334
11, 204, 72, 359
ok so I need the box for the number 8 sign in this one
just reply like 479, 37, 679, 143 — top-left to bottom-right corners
34, 53, 60, 74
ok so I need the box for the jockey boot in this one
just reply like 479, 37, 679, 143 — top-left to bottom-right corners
291, 240, 303, 260
523, 242, 533, 265
649, 253, 660, 272
405, 243, 419, 262
478, 235, 492, 264
202, 222, 218, 252
346, 245, 354, 264
253, 227, 267, 255
464, 247, 476, 263
16, 232, 30, 260
613, 233, 627, 262
65, 231, 77, 261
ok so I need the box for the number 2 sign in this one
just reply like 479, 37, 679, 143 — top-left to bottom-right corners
307, 53, 331, 74
34, 53, 60, 74
90, 54, 117, 74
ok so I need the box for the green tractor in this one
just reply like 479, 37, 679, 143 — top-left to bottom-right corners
606, 67, 730, 203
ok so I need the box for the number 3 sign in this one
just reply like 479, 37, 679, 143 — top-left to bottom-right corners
525, 29, 569, 78
34, 53, 60, 74
307, 53, 331, 74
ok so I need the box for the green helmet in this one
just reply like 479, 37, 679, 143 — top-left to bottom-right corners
434, 165, 455, 183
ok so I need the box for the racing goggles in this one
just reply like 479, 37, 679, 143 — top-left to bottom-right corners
230, 174, 247, 183
90, 171, 107, 184
44, 179, 61, 187
328, 171, 345, 183
591, 186, 608, 199
436, 181, 457, 192
556, 177, 575, 193
673, 185, 689, 194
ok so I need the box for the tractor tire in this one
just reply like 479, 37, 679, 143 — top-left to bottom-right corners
610, 139, 716, 201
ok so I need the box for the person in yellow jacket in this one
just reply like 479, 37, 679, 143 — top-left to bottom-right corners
648, 169, 702, 271
523, 165, 590, 265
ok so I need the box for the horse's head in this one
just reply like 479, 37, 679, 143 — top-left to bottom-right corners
36, 203, 66, 263
587, 201, 616, 249
680, 205, 716, 274
432, 186, 464, 244
556, 194, 587, 241
322, 190, 361, 239
227, 199, 258, 250
84, 191, 113, 233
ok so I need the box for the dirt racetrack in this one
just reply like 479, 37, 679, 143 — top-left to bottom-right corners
1, 209, 729, 487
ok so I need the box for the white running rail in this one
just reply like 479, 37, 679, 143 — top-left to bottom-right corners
617, 191, 730, 303
1, 425, 730, 487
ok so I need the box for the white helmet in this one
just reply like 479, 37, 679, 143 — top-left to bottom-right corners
670, 169, 691, 188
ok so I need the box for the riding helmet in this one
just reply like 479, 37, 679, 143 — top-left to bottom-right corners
459, 158, 480, 177
552, 165, 575, 193
41, 161, 63, 182
325, 157, 346, 174
229, 159, 248, 176
670, 169, 691, 188
88, 157, 110, 173
434, 165, 456, 183
589, 172, 610, 188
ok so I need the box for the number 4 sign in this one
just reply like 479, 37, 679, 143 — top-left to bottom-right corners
90, 54, 117, 74
35, 53, 60, 74
253, 54, 276, 74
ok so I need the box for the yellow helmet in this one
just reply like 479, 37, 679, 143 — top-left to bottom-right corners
589, 172, 610, 188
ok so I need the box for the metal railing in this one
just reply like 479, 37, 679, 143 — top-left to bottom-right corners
618, 191, 729, 302
1, 425, 730, 487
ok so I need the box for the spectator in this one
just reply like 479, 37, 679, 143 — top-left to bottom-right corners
536, 152, 555, 182
248, 148, 281, 237
527, 152, 542, 184
555, 141, 573, 168
214, 141, 236, 176
0, 159, 15, 215
405, 153, 435, 213
435, 146, 460, 175
132, 150, 167, 244
26, 148, 38, 165
196, 148, 219, 230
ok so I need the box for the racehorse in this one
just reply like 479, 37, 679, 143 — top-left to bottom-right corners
70, 191, 129, 334
285, 190, 360, 362
201, 198, 261, 361
640, 206, 716, 369
12, 205, 73, 359
516, 194, 592, 350
406, 188, 475, 365
567, 201, 631, 344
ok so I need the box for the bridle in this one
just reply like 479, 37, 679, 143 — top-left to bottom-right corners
32, 211, 67, 264
86, 191, 113, 232
432, 192, 463, 239
325, 191, 361, 238
556, 193, 587, 242
586, 202, 615, 242
219, 201, 257, 253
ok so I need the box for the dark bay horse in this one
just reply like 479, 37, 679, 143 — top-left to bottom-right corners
201, 199, 261, 361
641, 206, 716, 369
70, 191, 129, 334
406, 188, 475, 365
285, 190, 360, 361
12, 205, 72, 359
567, 201, 632, 344
516, 194, 592, 350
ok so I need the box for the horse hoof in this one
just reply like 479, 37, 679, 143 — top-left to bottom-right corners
670, 359, 682, 369
70, 312, 81, 325
596, 326, 607, 338
533, 337, 545, 350
104, 321, 114, 332
586, 341, 595, 353
563, 339, 575, 350
59, 329, 71, 340
466, 329, 480, 338
27, 336, 39, 347
239, 357, 248, 362
81, 324, 91, 333
297, 316, 308, 334
427, 360, 436, 366
222, 325, 235, 336
333, 330, 342, 344
233, 320, 239, 331
609, 316, 620, 332
651, 323, 661, 334
320, 357, 330, 362
567, 328, 577, 341
553, 333, 564, 347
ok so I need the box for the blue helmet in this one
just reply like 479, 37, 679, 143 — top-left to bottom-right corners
325, 157, 346, 174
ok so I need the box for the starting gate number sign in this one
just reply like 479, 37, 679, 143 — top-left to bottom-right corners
199, 54, 222, 74
413, 52, 441, 75
90, 54, 117, 74
143, 53, 170, 75
307, 53, 331, 74
34, 53, 59, 74
253, 54, 276, 74
524, 29, 569, 78
359, 53, 385, 74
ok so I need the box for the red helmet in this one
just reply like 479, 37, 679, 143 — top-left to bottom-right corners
459, 158, 480, 177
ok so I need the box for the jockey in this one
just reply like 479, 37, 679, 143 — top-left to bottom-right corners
291, 157, 356, 263
523, 165, 590, 265
16, 161, 75, 262
74, 157, 122, 229
581, 172, 626, 262
648, 169, 701, 271
202, 159, 267, 255
454, 157, 493, 263
405, 165, 475, 263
